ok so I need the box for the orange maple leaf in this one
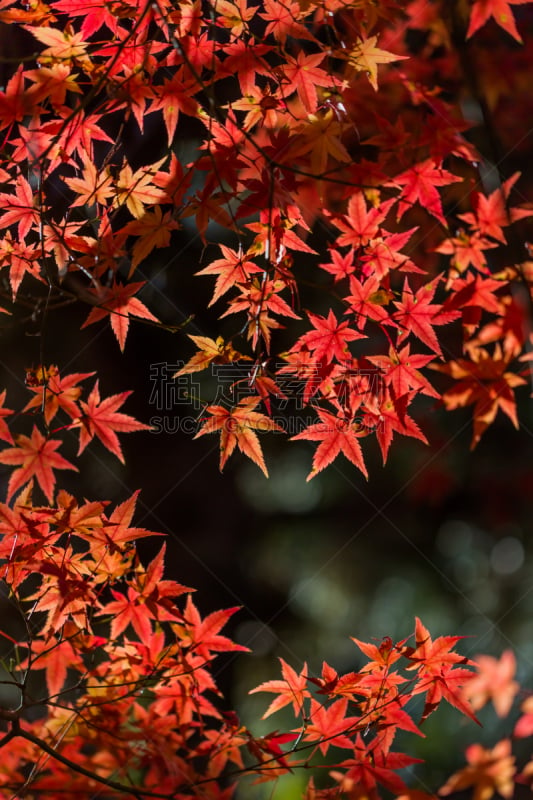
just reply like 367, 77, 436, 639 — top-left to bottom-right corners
77, 381, 152, 463
347, 35, 408, 91
461, 650, 519, 718
23, 365, 95, 425
194, 396, 283, 476
174, 335, 250, 376
0, 426, 77, 502
430, 345, 527, 447
439, 739, 516, 800
81, 280, 159, 351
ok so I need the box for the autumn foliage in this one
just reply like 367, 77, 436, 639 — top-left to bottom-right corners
0, 0, 532, 796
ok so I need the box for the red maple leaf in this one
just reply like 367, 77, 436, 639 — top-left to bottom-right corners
330, 193, 395, 248
303, 698, 360, 756
367, 345, 439, 399
291, 407, 368, 480
402, 617, 478, 722
148, 70, 199, 146
250, 657, 311, 718
430, 345, 526, 447
336, 734, 422, 796
181, 594, 249, 661
391, 159, 461, 224
393, 278, 460, 356
0, 390, 14, 444
195, 396, 283, 476
77, 381, 152, 463
345, 275, 394, 330
299, 309, 365, 365
0, 426, 77, 502
319, 248, 356, 282
0, 173, 39, 241
459, 172, 533, 242
467, 0, 531, 43
281, 51, 334, 112
81, 281, 159, 352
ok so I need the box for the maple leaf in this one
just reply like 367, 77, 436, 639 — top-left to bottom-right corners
467, 0, 531, 43
180, 595, 249, 661
195, 396, 283, 476
196, 245, 263, 306
393, 278, 460, 356
514, 695, 533, 738
362, 388, 428, 464
289, 109, 352, 176
0, 390, 14, 444
0, 426, 77, 503
459, 172, 533, 243
175, 335, 250, 376
298, 309, 365, 365
25, 61, 83, 110
430, 345, 527, 447
259, 0, 316, 43
148, 71, 199, 146
335, 735, 422, 796
442, 274, 504, 326
219, 38, 271, 95
280, 51, 333, 113
76, 381, 152, 463
220, 277, 300, 353
345, 274, 394, 330
461, 650, 519, 718
81, 281, 159, 351
95, 554, 183, 639
435, 230, 498, 274
0, 173, 40, 241
347, 35, 408, 91
27, 636, 84, 699
403, 618, 478, 723
367, 345, 440, 399
215, 0, 257, 37
391, 160, 462, 225
303, 698, 359, 756
101, 586, 156, 642
62, 155, 114, 208
50, 0, 120, 37
328, 193, 395, 248
439, 739, 516, 800
250, 657, 311, 718
80, 491, 161, 558
113, 157, 166, 219
26, 24, 89, 65
319, 248, 356, 282
123, 206, 180, 272
291, 407, 368, 480
351, 635, 404, 671
361, 229, 420, 280
23, 366, 95, 425
0, 65, 43, 131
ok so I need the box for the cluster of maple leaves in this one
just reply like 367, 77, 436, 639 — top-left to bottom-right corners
0, 0, 530, 482
0, 0, 532, 796
0, 466, 532, 799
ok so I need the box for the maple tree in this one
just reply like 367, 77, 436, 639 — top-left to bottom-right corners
0, 0, 531, 797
